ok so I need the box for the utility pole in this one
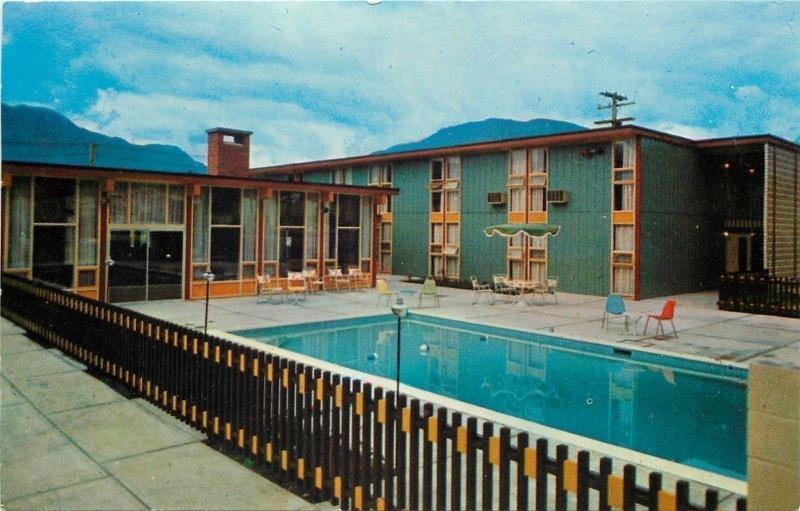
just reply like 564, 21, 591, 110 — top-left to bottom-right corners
595, 91, 635, 128
88, 143, 97, 166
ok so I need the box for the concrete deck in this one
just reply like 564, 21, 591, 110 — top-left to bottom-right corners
0, 318, 323, 510
125, 276, 800, 370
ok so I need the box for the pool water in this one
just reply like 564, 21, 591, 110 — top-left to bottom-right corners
235, 314, 747, 480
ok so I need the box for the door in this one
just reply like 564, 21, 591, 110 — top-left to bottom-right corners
725, 234, 752, 273
108, 230, 183, 302
279, 227, 304, 276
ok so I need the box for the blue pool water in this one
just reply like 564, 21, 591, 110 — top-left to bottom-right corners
235, 314, 747, 480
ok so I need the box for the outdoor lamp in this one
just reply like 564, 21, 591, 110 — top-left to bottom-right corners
390, 297, 408, 396
202, 272, 215, 334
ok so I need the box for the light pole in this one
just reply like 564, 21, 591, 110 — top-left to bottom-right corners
390, 297, 408, 396
202, 271, 215, 335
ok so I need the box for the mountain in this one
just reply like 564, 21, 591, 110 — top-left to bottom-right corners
376, 118, 587, 154
1, 103, 206, 174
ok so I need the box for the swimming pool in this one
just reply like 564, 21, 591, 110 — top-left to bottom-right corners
235, 313, 747, 480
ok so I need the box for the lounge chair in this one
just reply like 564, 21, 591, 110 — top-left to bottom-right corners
328, 268, 351, 291
348, 267, 368, 289
643, 300, 678, 338
257, 275, 286, 304
287, 272, 308, 304
376, 278, 396, 306
418, 278, 441, 307
601, 294, 630, 332
470, 276, 494, 305
302, 269, 325, 293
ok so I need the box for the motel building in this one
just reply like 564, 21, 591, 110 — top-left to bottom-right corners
1, 128, 397, 302
257, 125, 800, 300
2, 124, 799, 303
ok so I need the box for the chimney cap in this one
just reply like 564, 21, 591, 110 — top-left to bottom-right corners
206, 127, 253, 136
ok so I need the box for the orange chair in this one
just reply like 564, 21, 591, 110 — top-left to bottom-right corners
643, 300, 678, 338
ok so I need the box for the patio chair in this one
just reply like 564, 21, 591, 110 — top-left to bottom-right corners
257, 275, 286, 304
601, 294, 630, 332
418, 278, 441, 307
328, 268, 351, 291
302, 269, 325, 293
348, 267, 368, 289
536, 276, 559, 304
376, 278, 397, 306
643, 300, 678, 338
492, 275, 518, 302
470, 276, 494, 305
286, 272, 308, 304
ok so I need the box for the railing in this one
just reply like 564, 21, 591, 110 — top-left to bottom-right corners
1, 272, 746, 511
719, 272, 800, 318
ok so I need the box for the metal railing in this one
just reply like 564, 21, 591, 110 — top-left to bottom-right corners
719, 272, 800, 318
1, 272, 746, 511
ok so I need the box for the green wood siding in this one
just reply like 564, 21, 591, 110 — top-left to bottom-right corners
460, 152, 508, 282
351, 166, 368, 186
392, 160, 430, 277
640, 137, 716, 298
548, 145, 612, 296
303, 171, 331, 184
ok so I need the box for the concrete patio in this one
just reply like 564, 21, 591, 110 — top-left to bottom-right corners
0, 318, 325, 511
125, 276, 800, 370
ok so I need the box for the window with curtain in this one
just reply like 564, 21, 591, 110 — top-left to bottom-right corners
445, 190, 459, 212
510, 149, 526, 176
446, 223, 459, 245
614, 184, 635, 211
131, 183, 166, 224
168, 185, 184, 224
78, 180, 98, 266
7, 177, 32, 268
305, 193, 318, 260
109, 182, 129, 224
210, 187, 242, 281
192, 187, 209, 263
263, 195, 278, 262
360, 197, 372, 259
529, 187, 547, 212
614, 225, 635, 252
530, 148, 547, 173
242, 189, 257, 262
613, 266, 634, 295
613, 140, 635, 169
447, 157, 461, 180
509, 187, 525, 212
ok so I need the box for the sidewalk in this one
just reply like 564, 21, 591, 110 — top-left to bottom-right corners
0, 317, 323, 510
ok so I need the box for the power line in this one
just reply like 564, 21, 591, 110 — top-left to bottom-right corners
595, 91, 635, 128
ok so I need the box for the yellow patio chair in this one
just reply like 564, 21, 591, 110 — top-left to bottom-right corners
376, 278, 396, 306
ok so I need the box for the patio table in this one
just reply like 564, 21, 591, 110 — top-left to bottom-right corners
507, 280, 542, 305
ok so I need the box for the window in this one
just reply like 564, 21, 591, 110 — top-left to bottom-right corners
369, 165, 381, 185
211, 187, 241, 225
446, 223, 459, 245
529, 187, 547, 212
78, 180, 98, 266
613, 266, 634, 295
338, 195, 360, 227
510, 150, 526, 176
305, 193, 319, 260
109, 182, 129, 224
6, 177, 31, 268
382, 223, 392, 242
193, 188, 210, 263
431, 159, 444, 181
613, 184, 634, 211
431, 191, 443, 213
242, 189, 257, 262
280, 191, 305, 227
613, 140, 634, 169
35, 178, 75, 223
613, 225, 634, 252
530, 148, 547, 173
381, 165, 392, 184
445, 190, 460, 212
445, 257, 458, 278
262, 195, 278, 275
509, 187, 525, 212
447, 157, 461, 180
431, 224, 443, 244
210, 227, 240, 281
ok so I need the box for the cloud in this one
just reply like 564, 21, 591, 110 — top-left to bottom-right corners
5, 1, 800, 164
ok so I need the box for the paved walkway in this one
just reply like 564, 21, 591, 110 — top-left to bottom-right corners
0, 318, 323, 510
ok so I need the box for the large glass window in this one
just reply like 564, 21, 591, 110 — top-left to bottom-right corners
34, 178, 75, 223
280, 191, 305, 227
109, 182, 129, 224
305, 193, 319, 260
210, 227, 240, 280
242, 189, 257, 262
211, 187, 241, 225
131, 183, 166, 224
338, 195, 360, 227
263, 195, 278, 262
360, 197, 372, 259
33, 226, 74, 287
192, 187, 210, 263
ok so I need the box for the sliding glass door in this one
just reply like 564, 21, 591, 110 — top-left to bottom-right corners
108, 230, 183, 302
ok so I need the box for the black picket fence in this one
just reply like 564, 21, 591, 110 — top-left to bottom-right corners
719, 272, 800, 318
1, 272, 746, 511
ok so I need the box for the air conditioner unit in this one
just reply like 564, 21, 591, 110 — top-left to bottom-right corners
487, 192, 507, 205
547, 189, 569, 204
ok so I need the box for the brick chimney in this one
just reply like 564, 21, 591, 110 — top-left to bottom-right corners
206, 127, 253, 176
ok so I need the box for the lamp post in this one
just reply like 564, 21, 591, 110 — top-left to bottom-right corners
202, 271, 215, 335
390, 297, 408, 396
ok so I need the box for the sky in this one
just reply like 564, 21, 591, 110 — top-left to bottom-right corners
2, 1, 799, 167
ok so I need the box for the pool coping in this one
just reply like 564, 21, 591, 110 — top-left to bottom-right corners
212, 317, 748, 496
